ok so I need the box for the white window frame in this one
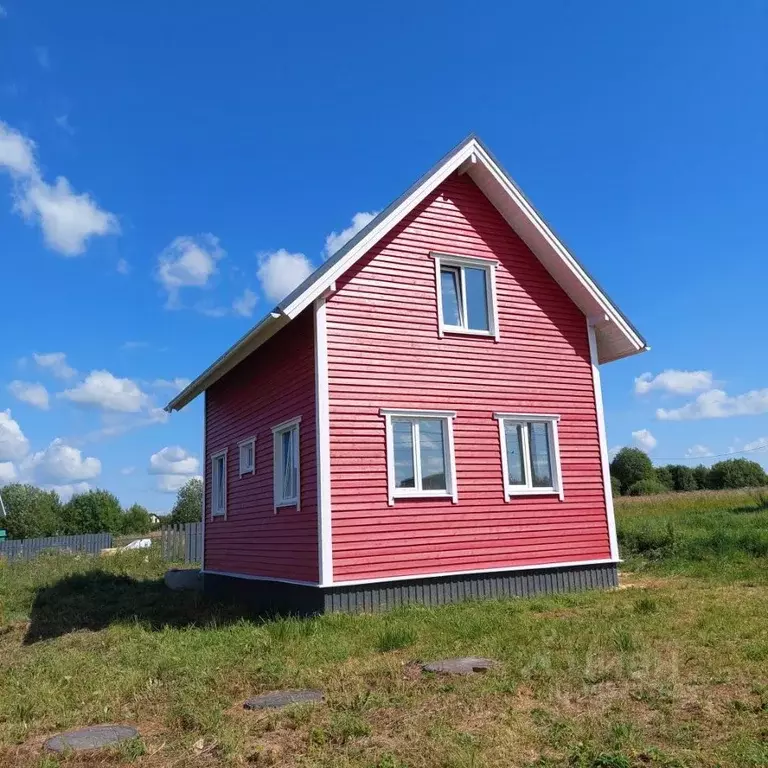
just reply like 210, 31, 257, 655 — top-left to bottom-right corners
380, 408, 458, 506
432, 252, 500, 341
494, 413, 564, 501
238, 437, 256, 476
272, 416, 301, 511
210, 449, 228, 517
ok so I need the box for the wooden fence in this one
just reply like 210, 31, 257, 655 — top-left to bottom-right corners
0, 532, 113, 561
160, 522, 203, 564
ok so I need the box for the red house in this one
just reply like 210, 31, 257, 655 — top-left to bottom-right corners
167, 136, 647, 613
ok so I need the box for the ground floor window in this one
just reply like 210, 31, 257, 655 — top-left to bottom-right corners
494, 413, 563, 501
272, 416, 301, 510
380, 408, 458, 505
210, 450, 228, 516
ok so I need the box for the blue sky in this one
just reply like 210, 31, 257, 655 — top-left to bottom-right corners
1, 1, 766, 513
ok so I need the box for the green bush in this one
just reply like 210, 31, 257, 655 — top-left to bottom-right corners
707, 458, 768, 490
169, 478, 203, 524
0, 484, 61, 539
610, 476, 621, 496
121, 503, 153, 535
654, 466, 674, 490
693, 464, 710, 489
61, 490, 123, 535
610, 448, 654, 494
627, 478, 669, 496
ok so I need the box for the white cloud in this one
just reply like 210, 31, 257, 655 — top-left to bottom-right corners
157, 473, 201, 493
15, 176, 119, 256
33, 352, 76, 379
657, 388, 768, 421
685, 444, 712, 458
22, 438, 100, 483
0, 120, 37, 176
635, 370, 713, 396
51, 482, 91, 502
0, 409, 29, 461
0, 5, 7, 18
232, 287, 257, 317
54, 114, 74, 134
34, 46, 50, 69
608, 445, 622, 459
0, 462, 17, 484
8, 381, 49, 410
323, 211, 378, 259
0, 120, 118, 256
60, 370, 150, 413
149, 446, 199, 476
150, 378, 190, 392
120, 466, 136, 475
116, 258, 130, 275
632, 429, 657, 451
149, 446, 200, 493
156, 234, 224, 307
257, 249, 313, 303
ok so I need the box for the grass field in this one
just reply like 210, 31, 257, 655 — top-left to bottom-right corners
1, 490, 767, 767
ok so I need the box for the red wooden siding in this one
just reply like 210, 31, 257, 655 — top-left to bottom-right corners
204, 309, 318, 582
326, 173, 610, 582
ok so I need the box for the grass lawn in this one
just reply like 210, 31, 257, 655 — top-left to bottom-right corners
0, 491, 766, 767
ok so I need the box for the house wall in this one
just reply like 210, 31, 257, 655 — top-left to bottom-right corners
326, 172, 611, 583
204, 309, 319, 582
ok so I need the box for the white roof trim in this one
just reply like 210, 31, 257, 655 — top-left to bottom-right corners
167, 135, 647, 412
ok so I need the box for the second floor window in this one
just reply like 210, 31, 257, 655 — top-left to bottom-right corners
433, 253, 499, 340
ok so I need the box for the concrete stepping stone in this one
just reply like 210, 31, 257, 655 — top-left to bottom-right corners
244, 689, 324, 710
421, 657, 499, 675
45, 725, 139, 753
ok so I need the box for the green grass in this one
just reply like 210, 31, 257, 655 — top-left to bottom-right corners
615, 487, 768, 580
0, 491, 766, 766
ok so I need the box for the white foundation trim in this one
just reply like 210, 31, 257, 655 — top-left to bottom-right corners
202, 569, 320, 587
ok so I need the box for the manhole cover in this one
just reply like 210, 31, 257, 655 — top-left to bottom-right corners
422, 657, 499, 675
45, 725, 139, 753
244, 689, 324, 710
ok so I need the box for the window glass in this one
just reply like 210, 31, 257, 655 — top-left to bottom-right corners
281, 430, 296, 499
440, 267, 462, 327
504, 422, 526, 485
464, 267, 490, 331
528, 422, 553, 487
393, 420, 415, 488
419, 419, 447, 490
214, 455, 225, 512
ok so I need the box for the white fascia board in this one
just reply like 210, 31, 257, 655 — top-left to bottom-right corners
467, 144, 645, 355
280, 142, 477, 319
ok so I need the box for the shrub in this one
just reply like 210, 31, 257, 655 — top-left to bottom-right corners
0, 484, 61, 539
627, 478, 669, 496
654, 466, 674, 490
121, 503, 153, 535
169, 478, 203, 524
610, 448, 654, 494
61, 490, 123, 535
693, 464, 710, 489
708, 458, 768, 490
610, 476, 621, 496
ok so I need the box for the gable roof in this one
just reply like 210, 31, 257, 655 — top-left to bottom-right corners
167, 135, 648, 412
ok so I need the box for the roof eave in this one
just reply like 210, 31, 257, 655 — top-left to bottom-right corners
165, 311, 288, 412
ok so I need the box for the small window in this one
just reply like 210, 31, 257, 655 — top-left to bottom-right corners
238, 438, 255, 476
494, 414, 563, 501
272, 417, 301, 510
211, 450, 227, 517
433, 253, 499, 339
381, 409, 458, 505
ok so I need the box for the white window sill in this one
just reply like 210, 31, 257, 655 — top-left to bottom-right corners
505, 487, 561, 497
275, 498, 298, 508
392, 489, 453, 501
211, 510, 226, 517
440, 326, 495, 338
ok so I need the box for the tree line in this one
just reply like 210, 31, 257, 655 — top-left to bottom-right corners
610, 448, 768, 496
0, 477, 203, 541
